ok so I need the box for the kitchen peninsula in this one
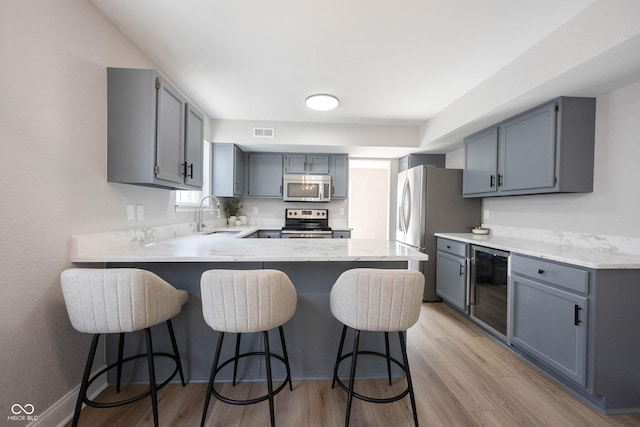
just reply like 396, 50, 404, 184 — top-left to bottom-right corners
70, 224, 428, 384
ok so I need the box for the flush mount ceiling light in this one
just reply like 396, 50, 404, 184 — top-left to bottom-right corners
305, 94, 339, 111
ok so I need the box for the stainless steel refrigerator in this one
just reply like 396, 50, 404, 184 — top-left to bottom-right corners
396, 166, 481, 301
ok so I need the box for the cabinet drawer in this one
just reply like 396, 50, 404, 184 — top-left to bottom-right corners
511, 254, 588, 294
437, 238, 467, 257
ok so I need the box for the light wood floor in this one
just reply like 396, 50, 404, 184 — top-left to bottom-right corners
66, 303, 640, 426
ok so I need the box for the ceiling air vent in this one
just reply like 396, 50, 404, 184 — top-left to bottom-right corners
253, 127, 275, 138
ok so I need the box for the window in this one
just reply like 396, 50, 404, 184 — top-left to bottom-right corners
175, 141, 211, 211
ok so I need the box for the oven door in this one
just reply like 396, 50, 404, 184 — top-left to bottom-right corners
469, 245, 511, 340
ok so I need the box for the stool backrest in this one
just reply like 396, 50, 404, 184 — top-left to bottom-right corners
60, 268, 188, 333
330, 268, 425, 332
200, 269, 297, 333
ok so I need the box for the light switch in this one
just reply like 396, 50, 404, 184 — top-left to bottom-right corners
136, 205, 144, 221
339, 208, 344, 216
126, 204, 135, 221
253, 206, 259, 214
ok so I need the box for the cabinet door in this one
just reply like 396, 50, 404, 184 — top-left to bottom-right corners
247, 153, 283, 197
212, 143, 244, 197
308, 155, 330, 174
510, 274, 588, 386
499, 101, 557, 193
155, 77, 185, 185
283, 154, 307, 174
436, 251, 467, 312
184, 104, 204, 189
330, 155, 348, 199
233, 145, 244, 196
463, 127, 498, 196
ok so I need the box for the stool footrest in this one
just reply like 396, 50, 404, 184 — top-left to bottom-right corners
211, 351, 291, 405
334, 350, 410, 403
83, 352, 181, 408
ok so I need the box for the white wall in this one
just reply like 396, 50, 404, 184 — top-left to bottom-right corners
445, 79, 640, 238
0, 0, 203, 419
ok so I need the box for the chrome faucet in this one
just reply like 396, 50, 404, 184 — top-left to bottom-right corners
198, 195, 221, 232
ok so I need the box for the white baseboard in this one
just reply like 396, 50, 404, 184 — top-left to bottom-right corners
25, 365, 108, 427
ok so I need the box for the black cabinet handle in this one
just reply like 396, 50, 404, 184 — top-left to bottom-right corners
459, 264, 465, 276
574, 305, 582, 326
446, 245, 451, 249
490, 175, 495, 188
537, 269, 544, 274
498, 174, 503, 187
188, 163, 194, 179
182, 162, 188, 177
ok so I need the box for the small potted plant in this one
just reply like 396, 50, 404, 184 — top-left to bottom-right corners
223, 199, 243, 225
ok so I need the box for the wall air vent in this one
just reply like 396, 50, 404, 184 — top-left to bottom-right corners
253, 127, 275, 138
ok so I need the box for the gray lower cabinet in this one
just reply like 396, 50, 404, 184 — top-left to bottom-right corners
331, 230, 351, 239
258, 230, 281, 238
463, 97, 595, 198
435, 238, 467, 312
510, 255, 588, 387
246, 153, 283, 197
212, 143, 244, 197
107, 67, 203, 190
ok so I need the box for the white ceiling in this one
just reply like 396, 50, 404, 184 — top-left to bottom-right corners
92, 0, 640, 155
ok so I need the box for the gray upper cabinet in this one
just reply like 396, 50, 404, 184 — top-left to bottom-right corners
463, 97, 595, 198
107, 67, 203, 190
184, 104, 204, 188
212, 143, 244, 197
463, 127, 499, 196
329, 155, 349, 199
246, 153, 283, 197
283, 154, 330, 174
398, 153, 445, 171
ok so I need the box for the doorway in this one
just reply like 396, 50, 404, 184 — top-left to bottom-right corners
348, 159, 391, 239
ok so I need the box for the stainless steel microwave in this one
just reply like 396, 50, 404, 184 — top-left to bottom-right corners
283, 175, 331, 202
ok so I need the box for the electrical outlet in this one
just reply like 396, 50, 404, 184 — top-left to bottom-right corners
126, 204, 135, 221
136, 205, 144, 221
339, 208, 344, 216
253, 206, 259, 214
484, 209, 490, 220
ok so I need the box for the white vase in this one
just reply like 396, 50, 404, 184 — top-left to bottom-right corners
239, 215, 248, 225
227, 216, 237, 225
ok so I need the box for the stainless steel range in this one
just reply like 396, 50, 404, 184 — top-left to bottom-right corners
281, 208, 332, 238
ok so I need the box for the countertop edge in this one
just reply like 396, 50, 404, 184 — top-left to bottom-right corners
435, 232, 640, 269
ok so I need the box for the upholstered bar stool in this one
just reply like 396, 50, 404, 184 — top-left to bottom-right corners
200, 269, 297, 427
60, 268, 189, 427
330, 268, 425, 427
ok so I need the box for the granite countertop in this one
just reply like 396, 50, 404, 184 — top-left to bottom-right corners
71, 224, 428, 263
435, 232, 640, 269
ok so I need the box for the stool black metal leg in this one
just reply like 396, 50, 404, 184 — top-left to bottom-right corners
144, 328, 159, 427
263, 331, 275, 427
332, 325, 348, 389
233, 333, 242, 386
166, 320, 186, 386
384, 332, 392, 386
72, 334, 100, 427
399, 331, 419, 427
345, 329, 361, 427
278, 326, 293, 391
201, 332, 225, 427
116, 333, 125, 393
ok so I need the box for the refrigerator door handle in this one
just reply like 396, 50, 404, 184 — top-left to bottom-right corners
402, 178, 412, 232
